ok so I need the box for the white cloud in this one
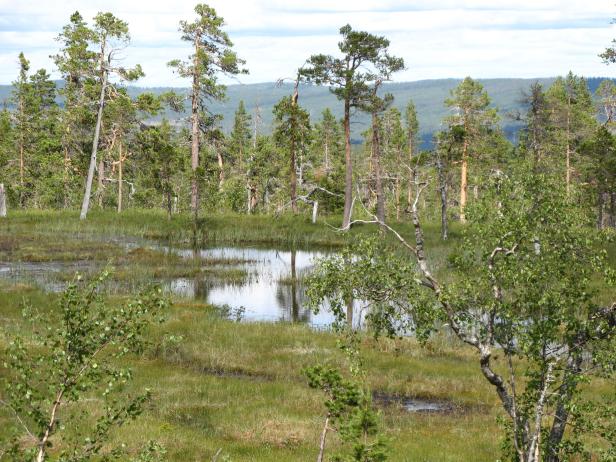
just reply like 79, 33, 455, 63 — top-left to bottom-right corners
0, 0, 614, 86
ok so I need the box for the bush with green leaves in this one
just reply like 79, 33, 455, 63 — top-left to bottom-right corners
0, 271, 168, 462
308, 164, 616, 462
306, 331, 388, 462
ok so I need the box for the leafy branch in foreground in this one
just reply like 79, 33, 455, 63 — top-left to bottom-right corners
308, 163, 616, 462
306, 331, 388, 462
0, 271, 169, 462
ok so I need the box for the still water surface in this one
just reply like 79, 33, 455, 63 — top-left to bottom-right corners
0, 243, 357, 327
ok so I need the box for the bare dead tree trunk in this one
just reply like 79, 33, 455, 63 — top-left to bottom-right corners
0, 183, 6, 217
316, 415, 330, 462
80, 42, 107, 221
312, 200, 319, 224
97, 157, 105, 208
342, 100, 353, 229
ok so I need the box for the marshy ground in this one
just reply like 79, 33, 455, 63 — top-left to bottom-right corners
0, 210, 613, 461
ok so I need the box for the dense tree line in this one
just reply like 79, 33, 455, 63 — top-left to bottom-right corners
1, 5, 616, 233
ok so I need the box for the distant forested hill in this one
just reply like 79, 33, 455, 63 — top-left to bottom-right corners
1, 77, 613, 148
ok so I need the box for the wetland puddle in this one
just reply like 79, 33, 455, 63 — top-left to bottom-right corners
0, 239, 361, 327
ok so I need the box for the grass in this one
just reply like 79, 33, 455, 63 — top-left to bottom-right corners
0, 285, 503, 461
0, 210, 612, 460
0, 208, 464, 250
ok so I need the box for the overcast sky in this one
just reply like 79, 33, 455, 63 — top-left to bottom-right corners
0, 0, 615, 87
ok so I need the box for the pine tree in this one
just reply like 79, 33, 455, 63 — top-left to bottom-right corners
229, 100, 252, 169
53, 11, 97, 209
301, 24, 404, 230
445, 77, 498, 222
545, 72, 596, 196
79, 12, 144, 220
273, 95, 312, 213
168, 3, 246, 221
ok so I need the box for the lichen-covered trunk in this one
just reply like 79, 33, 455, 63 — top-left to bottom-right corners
342, 100, 353, 229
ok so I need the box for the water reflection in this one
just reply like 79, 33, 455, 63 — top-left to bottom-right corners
165, 246, 337, 326
0, 243, 362, 328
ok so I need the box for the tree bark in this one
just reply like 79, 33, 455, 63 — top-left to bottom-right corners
0, 183, 6, 217
63, 141, 70, 209
407, 130, 414, 211
79, 47, 107, 220
371, 111, 385, 224
190, 35, 201, 221
312, 200, 318, 224
97, 157, 105, 208
216, 142, 224, 190
437, 156, 448, 240
316, 415, 330, 462
290, 88, 299, 213
117, 142, 123, 213
18, 91, 25, 208
342, 100, 353, 229
565, 99, 571, 197
460, 138, 469, 223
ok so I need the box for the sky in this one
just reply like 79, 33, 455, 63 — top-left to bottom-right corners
0, 0, 615, 87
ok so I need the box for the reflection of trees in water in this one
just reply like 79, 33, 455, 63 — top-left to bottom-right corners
276, 250, 312, 322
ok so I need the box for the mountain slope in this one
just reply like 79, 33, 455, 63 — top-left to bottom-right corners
1, 77, 612, 147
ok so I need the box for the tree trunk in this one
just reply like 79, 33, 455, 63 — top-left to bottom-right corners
395, 176, 401, 221
216, 143, 224, 190
97, 157, 105, 208
565, 101, 571, 197
18, 94, 25, 208
437, 155, 448, 240
316, 415, 330, 462
407, 132, 414, 211
324, 132, 330, 173
597, 190, 605, 230
342, 100, 353, 229
190, 36, 201, 221
117, 143, 123, 213
166, 190, 172, 220
63, 141, 70, 209
0, 183, 6, 217
371, 112, 385, 224
79, 52, 107, 220
460, 138, 469, 223
312, 200, 318, 224
290, 88, 299, 213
